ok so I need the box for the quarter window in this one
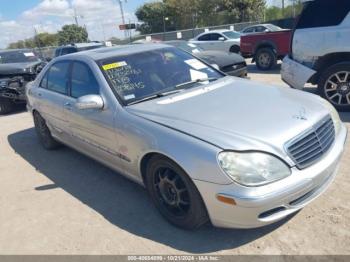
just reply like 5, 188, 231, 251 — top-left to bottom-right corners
71, 62, 100, 98
296, 0, 350, 29
47, 62, 70, 95
40, 71, 48, 89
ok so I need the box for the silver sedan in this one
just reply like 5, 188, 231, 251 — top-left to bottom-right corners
26, 44, 347, 229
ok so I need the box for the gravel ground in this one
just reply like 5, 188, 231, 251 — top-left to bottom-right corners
0, 61, 349, 255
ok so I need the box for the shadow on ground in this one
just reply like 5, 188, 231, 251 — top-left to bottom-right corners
7, 128, 292, 253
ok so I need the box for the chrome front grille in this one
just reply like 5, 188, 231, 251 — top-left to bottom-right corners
286, 116, 335, 169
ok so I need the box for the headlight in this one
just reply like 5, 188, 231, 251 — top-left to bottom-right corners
0, 79, 8, 88
218, 152, 291, 187
24, 67, 34, 74
319, 98, 342, 135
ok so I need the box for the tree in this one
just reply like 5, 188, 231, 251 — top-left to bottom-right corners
34, 33, 59, 47
135, 0, 267, 34
135, 2, 170, 34
57, 24, 88, 45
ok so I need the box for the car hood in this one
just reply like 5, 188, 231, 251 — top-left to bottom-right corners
0, 61, 41, 76
196, 51, 245, 67
126, 77, 330, 161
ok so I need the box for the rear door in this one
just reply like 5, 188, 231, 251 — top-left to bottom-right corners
35, 61, 71, 137
193, 33, 211, 50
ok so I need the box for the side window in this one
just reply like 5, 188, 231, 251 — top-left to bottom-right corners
256, 26, 266, 32
47, 62, 70, 95
198, 34, 210, 41
61, 47, 77, 55
210, 33, 222, 41
54, 48, 61, 57
70, 62, 100, 98
244, 27, 254, 33
296, 0, 350, 29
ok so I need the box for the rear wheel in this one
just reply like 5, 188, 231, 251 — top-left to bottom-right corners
230, 45, 240, 54
0, 97, 15, 115
318, 62, 350, 111
145, 156, 209, 230
255, 47, 277, 70
33, 112, 61, 150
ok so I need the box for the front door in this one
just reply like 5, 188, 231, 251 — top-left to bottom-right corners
63, 61, 121, 171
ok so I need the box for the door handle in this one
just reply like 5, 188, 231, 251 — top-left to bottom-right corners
64, 102, 73, 110
37, 92, 42, 97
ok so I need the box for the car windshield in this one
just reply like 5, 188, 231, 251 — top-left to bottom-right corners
265, 24, 282, 31
100, 47, 223, 105
222, 31, 240, 39
0, 50, 40, 64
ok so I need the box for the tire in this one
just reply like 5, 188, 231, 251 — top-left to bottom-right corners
318, 62, 350, 111
0, 97, 15, 115
230, 45, 240, 54
255, 47, 277, 70
145, 155, 209, 230
33, 112, 61, 150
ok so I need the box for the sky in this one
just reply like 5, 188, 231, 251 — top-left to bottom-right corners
0, 0, 282, 49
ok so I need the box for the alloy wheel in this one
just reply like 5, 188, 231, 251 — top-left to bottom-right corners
324, 71, 350, 106
154, 167, 190, 217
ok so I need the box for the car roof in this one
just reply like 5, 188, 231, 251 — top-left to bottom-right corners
201, 29, 232, 34
57, 44, 173, 61
58, 42, 103, 49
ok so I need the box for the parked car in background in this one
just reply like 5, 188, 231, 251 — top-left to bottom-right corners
282, 0, 350, 111
0, 49, 46, 114
241, 23, 283, 35
26, 44, 347, 229
240, 29, 291, 70
166, 40, 247, 77
190, 30, 241, 53
55, 42, 103, 57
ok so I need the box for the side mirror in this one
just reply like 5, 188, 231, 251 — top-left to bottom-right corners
264, 29, 269, 32
75, 95, 104, 110
218, 37, 225, 41
46, 57, 52, 62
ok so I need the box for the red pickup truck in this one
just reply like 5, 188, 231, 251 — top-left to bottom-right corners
240, 30, 292, 70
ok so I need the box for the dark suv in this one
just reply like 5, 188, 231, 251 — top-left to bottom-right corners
55, 43, 103, 57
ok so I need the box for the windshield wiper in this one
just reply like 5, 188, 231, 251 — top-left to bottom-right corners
127, 89, 184, 106
174, 77, 218, 90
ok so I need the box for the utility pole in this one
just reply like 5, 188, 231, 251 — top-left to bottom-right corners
282, 0, 285, 17
73, 8, 79, 26
117, 0, 128, 39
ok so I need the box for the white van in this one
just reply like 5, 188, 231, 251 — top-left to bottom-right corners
282, 0, 350, 111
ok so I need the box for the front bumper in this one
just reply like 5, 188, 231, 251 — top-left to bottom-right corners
194, 124, 347, 228
281, 56, 316, 89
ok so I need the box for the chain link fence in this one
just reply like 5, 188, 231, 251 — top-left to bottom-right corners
133, 21, 258, 42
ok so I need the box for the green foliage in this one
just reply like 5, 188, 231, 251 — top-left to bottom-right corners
135, 0, 266, 34
7, 33, 58, 49
264, 1, 303, 21
57, 24, 89, 45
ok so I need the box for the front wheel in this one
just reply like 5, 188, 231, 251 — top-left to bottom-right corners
145, 156, 209, 230
318, 62, 350, 111
255, 47, 277, 70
